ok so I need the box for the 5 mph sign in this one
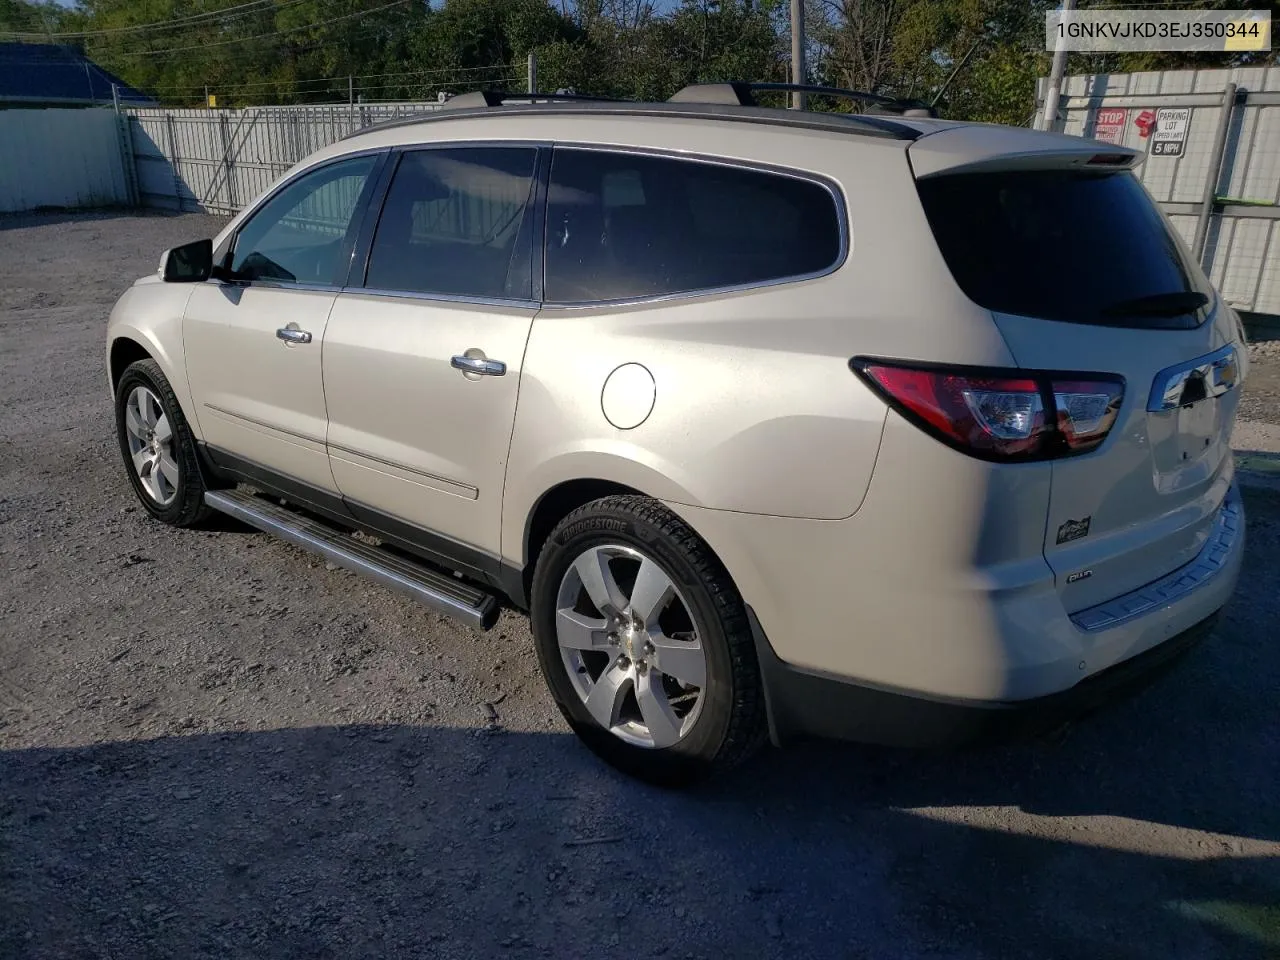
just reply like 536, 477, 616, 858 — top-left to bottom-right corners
1151, 107, 1190, 157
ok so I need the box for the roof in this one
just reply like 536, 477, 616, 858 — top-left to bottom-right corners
0, 43, 153, 106
347, 99, 954, 145
339, 91, 1138, 183
344, 83, 973, 143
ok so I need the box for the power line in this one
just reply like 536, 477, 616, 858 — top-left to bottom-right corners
86, 0, 411, 59
1078, 0, 1259, 6
156, 76, 521, 103
140, 63, 517, 93
0, 0, 305, 40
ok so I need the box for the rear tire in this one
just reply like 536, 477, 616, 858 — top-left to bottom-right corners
114, 358, 212, 528
530, 495, 766, 785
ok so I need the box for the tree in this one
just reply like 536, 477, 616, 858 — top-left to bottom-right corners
2, 0, 1270, 116
0, 0, 71, 37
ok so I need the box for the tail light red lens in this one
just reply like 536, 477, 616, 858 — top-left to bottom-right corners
851, 359, 1124, 462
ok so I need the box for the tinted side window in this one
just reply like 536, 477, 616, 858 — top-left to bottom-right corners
231, 155, 377, 284
916, 170, 1212, 328
364, 147, 538, 300
544, 149, 842, 303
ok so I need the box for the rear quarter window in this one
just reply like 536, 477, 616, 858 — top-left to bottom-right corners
544, 149, 843, 303
915, 170, 1213, 328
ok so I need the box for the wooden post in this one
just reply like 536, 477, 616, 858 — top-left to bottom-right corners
790, 0, 805, 110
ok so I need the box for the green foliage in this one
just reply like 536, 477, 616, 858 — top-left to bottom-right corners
1, 0, 1273, 116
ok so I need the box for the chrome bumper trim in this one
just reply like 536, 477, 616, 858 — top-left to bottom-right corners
1070, 484, 1242, 633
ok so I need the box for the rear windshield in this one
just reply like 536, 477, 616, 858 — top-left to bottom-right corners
915, 170, 1212, 328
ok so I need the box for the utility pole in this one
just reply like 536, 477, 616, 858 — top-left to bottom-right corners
348, 76, 354, 105
1039, 0, 1076, 132
527, 52, 537, 94
790, 0, 806, 110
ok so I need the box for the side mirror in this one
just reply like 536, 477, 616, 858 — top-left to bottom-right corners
159, 238, 213, 282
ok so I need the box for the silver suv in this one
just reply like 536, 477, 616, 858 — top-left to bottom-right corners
107, 84, 1246, 783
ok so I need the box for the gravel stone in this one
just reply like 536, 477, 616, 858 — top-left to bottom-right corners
0, 212, 1277, 960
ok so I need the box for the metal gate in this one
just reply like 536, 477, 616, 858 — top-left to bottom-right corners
1036, 65, 1280, 318
124, 102, 443, 215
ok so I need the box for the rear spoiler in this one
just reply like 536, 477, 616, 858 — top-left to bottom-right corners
908, 125, 1143, 179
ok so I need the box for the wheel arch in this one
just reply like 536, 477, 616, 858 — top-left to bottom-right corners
509, 477, 646, 608
107, 326, 203, 442
109, 336, 152, 393
508, 472, 753, 618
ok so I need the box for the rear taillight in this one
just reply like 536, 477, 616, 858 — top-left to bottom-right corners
1052, 380, 1124, 453
851, 359, 1124, 462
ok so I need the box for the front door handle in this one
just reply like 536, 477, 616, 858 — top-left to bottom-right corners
276, 325, 312, 344
451, 355, 506, 378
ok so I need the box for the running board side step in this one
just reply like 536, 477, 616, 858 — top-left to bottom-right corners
204, 489, 499, 631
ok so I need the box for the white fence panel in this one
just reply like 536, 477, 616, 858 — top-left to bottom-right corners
0, 108, 130, 213
125, 101, 444, 214
1037, 66, 1280, 316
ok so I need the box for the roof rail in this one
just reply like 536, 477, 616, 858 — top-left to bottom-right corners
669, 82, 938, 118
342, 91, 926, 143
442, 89, 628, 110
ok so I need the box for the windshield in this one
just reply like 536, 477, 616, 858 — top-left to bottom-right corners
915, 169, 1213, 329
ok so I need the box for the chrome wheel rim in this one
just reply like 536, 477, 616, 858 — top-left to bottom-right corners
124, 386, 178, 506
556, 544, 706, 749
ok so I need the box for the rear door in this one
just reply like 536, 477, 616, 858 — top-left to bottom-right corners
913, 161, 1245, 611
321, 145, 542, 564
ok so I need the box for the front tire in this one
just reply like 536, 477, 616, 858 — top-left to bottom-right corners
114, 358, 212, 527
531, 495, 766, 785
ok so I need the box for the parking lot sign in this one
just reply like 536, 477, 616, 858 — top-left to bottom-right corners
1151, 107, 1190, 157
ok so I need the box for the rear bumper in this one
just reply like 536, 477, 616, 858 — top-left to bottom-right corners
666, 392, 1246, 737
746, 482, 1243, 747
1069, 483, 1242, 632
750, 608, 1219, 748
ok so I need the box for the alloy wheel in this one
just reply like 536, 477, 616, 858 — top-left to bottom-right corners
556, 544, 707, 748
124, 385, 179, 505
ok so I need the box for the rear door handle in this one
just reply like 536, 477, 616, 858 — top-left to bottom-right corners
276, 325, 312, 344
451, 355, 506, 377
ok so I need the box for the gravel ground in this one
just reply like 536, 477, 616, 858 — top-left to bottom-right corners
1239, 338, 1280, 425
1, 211, 1278, 960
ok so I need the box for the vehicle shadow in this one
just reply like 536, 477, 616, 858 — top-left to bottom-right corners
1, 722, 1276, 960
17, 462, 1270, 958
727, 482, 1280, 839
180, 488, 1280, 858
1236, 451, 1280, 489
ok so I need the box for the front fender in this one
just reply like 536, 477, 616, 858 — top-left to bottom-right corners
106, 279, 200, 438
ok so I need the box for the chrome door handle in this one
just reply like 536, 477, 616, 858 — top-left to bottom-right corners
451, 355, 506, 377
276, 326, 312, 344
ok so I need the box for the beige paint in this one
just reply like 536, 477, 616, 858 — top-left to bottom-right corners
108, 105, 1245, 708
322, 292, 537, 553
665, 411, 1241, 701
183, 283, 339, 492
106, 278, 197, 414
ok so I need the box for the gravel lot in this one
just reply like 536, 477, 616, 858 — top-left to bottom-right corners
1, 211, 1278, 960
